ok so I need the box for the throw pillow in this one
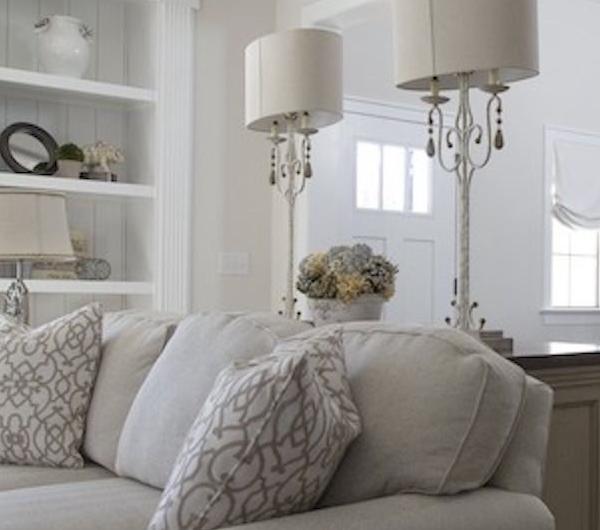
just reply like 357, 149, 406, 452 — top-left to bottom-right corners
148, 331, 361, 530
0, 304, 103, 468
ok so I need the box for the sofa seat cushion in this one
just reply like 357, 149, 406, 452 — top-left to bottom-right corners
84, 310, 181, 472
116, 312, 311, 489
0, 463, 114, 492
0, 478, 160, 530
225, 489, 554, 530
317, 324, 527, 506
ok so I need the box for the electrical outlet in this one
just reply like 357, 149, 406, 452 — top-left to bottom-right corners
218, 252, 250, 276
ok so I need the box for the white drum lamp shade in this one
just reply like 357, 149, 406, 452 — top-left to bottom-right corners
245, 28, 343, 132
0, 190, 74, 261
392, 0, 539, 90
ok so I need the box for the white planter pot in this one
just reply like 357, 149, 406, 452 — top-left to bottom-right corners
308, 294, 385, 326
57, 160, 83, 179
35, 16, 92, 78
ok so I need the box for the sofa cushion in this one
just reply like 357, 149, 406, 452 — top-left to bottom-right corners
0, 463, 114, 492
149, 331, 361, 530
224, 489, 554, 530
84, 310, 181, 471
316, 323, 527, 506
0, 304, 103, 468
0, 478, 160, 530
116, 312, 311, 488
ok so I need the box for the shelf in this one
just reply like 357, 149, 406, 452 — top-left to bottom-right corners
80, 0, 201, 7
0, 280, 153, 296
0, 67, 156, 107
0, 173, 155, 200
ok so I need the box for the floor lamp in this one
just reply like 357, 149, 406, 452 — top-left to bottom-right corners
391, 0, 539, 333
245, 28, 343, 319
0, 190, 74, 324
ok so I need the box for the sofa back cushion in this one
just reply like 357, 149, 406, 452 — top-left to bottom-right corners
116, 312, 311, 488
316, 323, 527, 507
84, 311, 181, 472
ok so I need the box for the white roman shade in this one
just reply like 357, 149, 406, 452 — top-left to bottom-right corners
245, 28, 343, 132
0, 190, 74, 261
392, 0, 539, 90
552, 141, 600, 230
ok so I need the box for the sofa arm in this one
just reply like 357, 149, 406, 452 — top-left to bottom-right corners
490, 376, 554, 497
224, 489, 553, 530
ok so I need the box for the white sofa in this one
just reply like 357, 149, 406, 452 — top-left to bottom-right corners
0, 311, 554, 530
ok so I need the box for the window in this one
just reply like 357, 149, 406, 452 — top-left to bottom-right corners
355, 140, 431, 214
551, 219, 599, 308
546, 127, 600, 310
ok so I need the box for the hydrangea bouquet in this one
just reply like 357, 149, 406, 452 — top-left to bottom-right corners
297, 244, 398, 304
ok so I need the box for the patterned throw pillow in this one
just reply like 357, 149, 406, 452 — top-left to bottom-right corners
0, 304, 103, 468
148, 330, 361, 530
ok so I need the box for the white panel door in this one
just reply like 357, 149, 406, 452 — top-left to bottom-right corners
307, 102, 455, 326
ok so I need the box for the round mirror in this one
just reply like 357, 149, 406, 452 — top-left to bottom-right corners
0, 123, 58, 175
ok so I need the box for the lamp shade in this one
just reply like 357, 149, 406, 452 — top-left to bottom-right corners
392, 0, 539, 91
0, 190, 74, 261
245, 28, 343, 132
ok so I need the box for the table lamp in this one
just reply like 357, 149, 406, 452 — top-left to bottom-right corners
0, 190, 74, 323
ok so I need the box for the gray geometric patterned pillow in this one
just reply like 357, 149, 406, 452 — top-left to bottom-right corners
0, 304, 103, 468
148, 330, 361, 530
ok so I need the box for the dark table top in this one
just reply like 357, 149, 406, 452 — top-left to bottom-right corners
507, 342, 600, 370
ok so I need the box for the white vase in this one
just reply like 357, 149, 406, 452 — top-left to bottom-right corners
57, 160, 82, 179
35, 16, 92, 78
308, 294, 385, 326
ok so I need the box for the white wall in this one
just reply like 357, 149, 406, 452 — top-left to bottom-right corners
193, 0, 600, 344
299, 0, 600, 345
193, 0, 276, 312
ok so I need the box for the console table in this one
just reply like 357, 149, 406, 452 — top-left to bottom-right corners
508, 342, 600, 530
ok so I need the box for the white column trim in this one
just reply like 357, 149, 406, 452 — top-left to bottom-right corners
154, 3, 195, 313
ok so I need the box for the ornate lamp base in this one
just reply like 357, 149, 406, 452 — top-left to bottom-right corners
4, 261, 29, 324
445, 298, 486, 333
421, 73, 507, 335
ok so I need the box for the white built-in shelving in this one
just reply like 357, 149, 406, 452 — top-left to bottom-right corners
0, 280, 153, 296
0, 67, 156, 107
0, 0, 196, 324
0, 173, 155, 200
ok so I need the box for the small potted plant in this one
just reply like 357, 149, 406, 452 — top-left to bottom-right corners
56, 143, 84, 179
297, 244, 399, 326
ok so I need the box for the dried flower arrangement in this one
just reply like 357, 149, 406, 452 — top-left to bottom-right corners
83, 141, 125, 175
297, 244, 399, 304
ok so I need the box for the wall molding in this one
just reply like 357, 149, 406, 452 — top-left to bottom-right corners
344, 95, 456, 128
302, 0, 385, 29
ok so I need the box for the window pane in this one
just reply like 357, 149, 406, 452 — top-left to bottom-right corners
570, 256, 597, 307
382, 145, 406, 212
551, 255, 570, 307
356, 142, 381, 209
410, 149, 431, 214
551, 219, 570, 255
570, 228, 598, 257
